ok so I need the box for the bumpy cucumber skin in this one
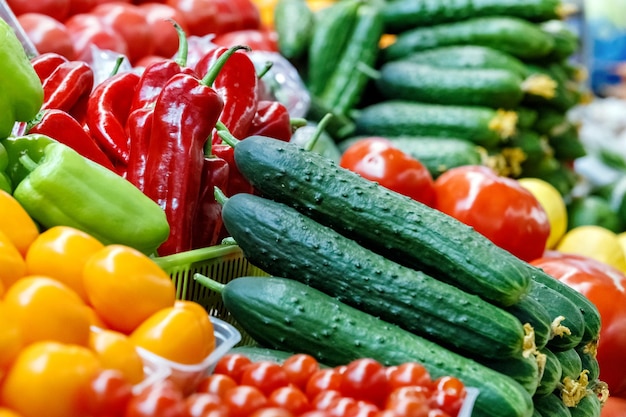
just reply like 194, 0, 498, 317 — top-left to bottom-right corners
382, 16, 555, 62
233, 136, 531, 306
228, 346, 298, 365
569, 392, 602, 417
354, 100, 513, 148
474, 352, 541, 395
221, 192, 527, 360
220, 276, 534, 417
535, 347, 564, 397
533, 393, 573, 417
376, 61, 525, 109
554, 348, 583, 382
504, 295, 553, 351
382, 0, 562, 33
576, 344, 600, 382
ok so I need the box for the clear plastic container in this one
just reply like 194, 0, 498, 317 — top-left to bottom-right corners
458, 387, 480, 417
137, 316, 241, 395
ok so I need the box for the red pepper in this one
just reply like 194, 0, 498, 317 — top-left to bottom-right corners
213, 130, 255, 197
125, 107, 154, 191
31, 53, 69, 82
85, 69, 141, 172
246, 100, 292, 142
39, 60, 94, 114
28, 109, 116, 171
192, 154, 230, 249
141, 48, 245, 256
195, 46, 258, 144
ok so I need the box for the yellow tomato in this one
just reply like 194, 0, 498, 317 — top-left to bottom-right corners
618, 231, 626, 259
0, 230, 26, 291
0, 341, 101, 417
2, 276, 92, 347
0, 303, 22, 372
25, 226, 105, 302
89, 328, 145, 385
518, 177, 568, 250
0, 190, 39, 257
83, 245, 176, 334
0, 408, 24, 417
130, 302, 215, 365
557, 225, 626, 273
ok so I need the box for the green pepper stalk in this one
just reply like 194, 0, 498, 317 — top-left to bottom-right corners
14, 142, 170, 255
0, 18, 44, 139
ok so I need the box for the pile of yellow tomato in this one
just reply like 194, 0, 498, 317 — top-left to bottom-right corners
0, 190, 216, 417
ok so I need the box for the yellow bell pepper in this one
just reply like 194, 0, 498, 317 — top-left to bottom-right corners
88, 328, 145, 385
0, 230, 25, 291
0, 302, 22, 374
0, 190, 39, 257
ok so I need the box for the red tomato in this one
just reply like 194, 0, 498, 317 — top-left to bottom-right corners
18, 13, 76, 59
433, 165, 550, 262
340, 137, 436, 207
65, 13, 129, 62
530, 252, 626, 397
7, 0, 70, 22
385, 363, 431, 392
184, 392, 229, 417
311, 390, 343, 411
240, 361, 291, 396
212, 29, 279, 52
222, 385, 268, 417
385, 395, 430, 417
306, 369, 344, 400
78, 369, 133, 417
429, 376, 466, 417
124, 379, 186, 417
281, 354, 321, 390
249, 407, 295, 417
268, 385, 311, 416
90, 2, 155, 64
165, 0, 261, 37
602, 396, 626, 417
339, 358, 389, 407
213, 353, 252, 383
138, 3, 189, 59
196, 373, 238, 398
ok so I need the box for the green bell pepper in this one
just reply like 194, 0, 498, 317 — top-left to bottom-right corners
0, 18, 44, 139
1, 134, 55, 186
14, 141, 170, 255
0, 141, 12, 193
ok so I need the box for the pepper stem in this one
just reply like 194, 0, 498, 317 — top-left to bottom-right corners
214, 186, 228, 205
109, 56, 125, 77
201, 45, 251, 87
304, 113, 334, 152
256, 61, 273, 79
193, 273, 225, 293
170, 19, 189, 67
215, 121, 240, 147
18, 153, 39, 173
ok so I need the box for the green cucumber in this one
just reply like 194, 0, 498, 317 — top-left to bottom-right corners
533, 393, 572, 417
375, 62, 534, 109
274, 0, 315, 60
546, 122, 586, 161
231, 136, 531, 306
524, 64, 582, 111
535, 346, 563, 397
219, 192, 529, 361
381, 0, 565, 34
382, 16, 556, 62
199, 275, 534, 417
576, 344, 600, 382
520, 155, 578, 197
517, 108, 539, 130
500, 130, 554, 171
554, 348, 583, 383
228, 346, 298, 364
569, 392, 602, 417
504, 295, 553, 351
354, 100, 518, 148
532, 408, 544, 417
536, 20, 580, 63
475, 350, 544, 395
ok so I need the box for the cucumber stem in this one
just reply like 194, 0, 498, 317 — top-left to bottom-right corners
304, 112, 333, 152
216, 121, 240, 147
214, 186, 228, 205
193, 273, 225, 293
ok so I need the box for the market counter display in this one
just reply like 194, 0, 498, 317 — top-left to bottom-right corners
2, 0, 626, 416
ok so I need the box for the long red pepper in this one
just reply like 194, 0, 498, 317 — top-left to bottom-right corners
246, 100, 293, 142
125, 107, 154, 190
40, 60, 94, 113
142, 46, 245, 256
194, 46, 258, 144
28, 109, 116, 171
31, 53, 69, 81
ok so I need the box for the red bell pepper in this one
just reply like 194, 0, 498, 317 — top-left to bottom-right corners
38, 58, 94, 115
192, 154, 230, 249
194, 46, 258, 144
85, 68, 141, 172
31, 53, 69, 81
125, 107, 154, 191
246, 100, 292, 142
27, 109, 115, 171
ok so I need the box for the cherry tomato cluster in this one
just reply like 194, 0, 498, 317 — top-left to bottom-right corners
95, 354, 470, 417
10, 0, 277, 66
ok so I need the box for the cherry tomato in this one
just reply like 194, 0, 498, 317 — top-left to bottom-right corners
281, 353, 321, 390
311, 390, 343, 411
222, 385, 268, 417
300, 411, 335, 417
213, 353, 252, 383
429, 376, 466, 417
18, 13, 76, 59
212, 29, 279, 52
268, 385, 311, 415
385, 395, 430, 417
240, 361, 291, 396
196, 373, 238, 398
531, 251, 626, 397
184, 392, 229, 417
249, 407, 295, 417
325, 397, 361, 417
91, 2, 155, 64
78, 368, 134, 417
347, 401, 381, 417
306, 368, 344, 400
6, 0, 70, 22
340, 137, 436, 207
138, 3, 189, 59
65, 13, 129, 62
339, 358, 389, 407
433, 165, 550, 262
386, 363, 432, 392
165, 0, 260, 37
124, 379, 186, 417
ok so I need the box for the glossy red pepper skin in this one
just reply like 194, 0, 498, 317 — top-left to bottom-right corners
130, 60, 195, 112
40, 60, 94, 114
86, 71, 141, 172
31, 53, 69, 81
28, 109, 115, 171
195, 47, 258, 144
142, 72, 224, 256
125, 107, 154, 190
192, 155, 230, 249
246, 100, 292, 142
213, 143, 255, 197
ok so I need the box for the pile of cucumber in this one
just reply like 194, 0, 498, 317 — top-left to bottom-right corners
203, 136, 607, 417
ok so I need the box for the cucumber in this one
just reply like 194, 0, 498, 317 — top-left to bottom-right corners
354, 100, 518, 148
475, 349, 544, 395
504, 295, 553, 351
517, 107, 539, 130
274, 0, 315, 60
536, 20, 580, 63
500, 130, 554, 171
569, 392, 602, 417
219, 192, 529, 361
554, 349, 583, 383
524, 64, 582, 111
231, 136, 532, 307
375, 62, 530, 109
381, 0, 565, 34
200, 275, 535, 417
533, 393, 572, 417
535, 346, 563, 397
520, 155, 578, 197
382, 16, 556, 62
576, 344, 600, 382
228, 346, 298, 364
546, 122, 586, 162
